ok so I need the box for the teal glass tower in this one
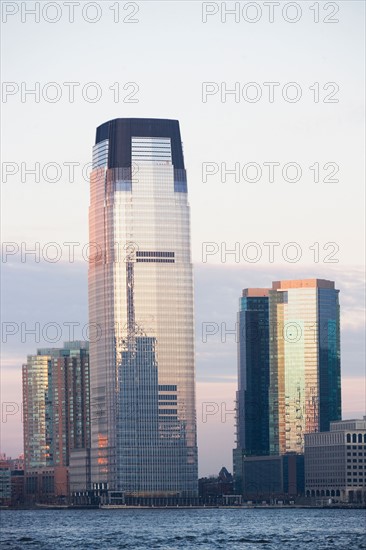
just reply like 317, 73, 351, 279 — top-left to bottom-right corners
234, 279, 341, 491
234, 279, 341, 493
236, 288, 270, 456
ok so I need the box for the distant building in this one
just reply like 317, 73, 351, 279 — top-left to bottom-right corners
269, 279, 341, 455
10, 470, 25, 506
234, 288, 270, 491
24, 466, 68, 504
199, 467, 234, 504
238, 454, 304, 502
22, 342, 90, 502
234, 279, 341, 492
0, 457, 25, 507
236, 289, 270, 456
305, 418, 366, 503
69, 448, 91, 495
44, 341, 90, 468
0, 462, 11, 505
22, 354, 53, 469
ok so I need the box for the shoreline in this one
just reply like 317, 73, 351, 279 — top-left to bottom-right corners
2, 504, 365, 511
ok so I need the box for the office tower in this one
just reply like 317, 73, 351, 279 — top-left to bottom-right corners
88, 118, 198, 497
269, 279, 341, 455
234, 278, 341, 485
236, 288, 270, 456
233, 288, 270, 492
22, 342, 90, 470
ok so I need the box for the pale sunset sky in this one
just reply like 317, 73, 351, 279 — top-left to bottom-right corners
1, 1, 365, 475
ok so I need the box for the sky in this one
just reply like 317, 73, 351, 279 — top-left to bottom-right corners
1, 0, 365, 476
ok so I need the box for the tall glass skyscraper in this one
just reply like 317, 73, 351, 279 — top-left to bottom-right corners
234, 278, 341, 488
236, 288, 270, 456
233, 288, 270, 493
269, 279, 341, 455
88, 118, 198, 498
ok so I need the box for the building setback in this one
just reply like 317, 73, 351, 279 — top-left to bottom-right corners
88, 118, 198, 498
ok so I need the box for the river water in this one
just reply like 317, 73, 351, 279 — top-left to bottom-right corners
1, 508, 365, 549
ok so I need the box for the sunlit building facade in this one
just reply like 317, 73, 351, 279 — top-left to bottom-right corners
22, 343, 90, 472
23, 355, 53, 470
234, 279, 341, 491
88, 118, 198, 497
269, 279, 341, 455
50, 342, 90, 468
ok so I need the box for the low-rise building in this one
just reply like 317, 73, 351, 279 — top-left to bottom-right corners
11, 470, 25, 506
304, 418, 366, 503
25, 466, 68, 504
0, 456, 25, 507
199, 467, 234, 504
236, 453, 304, 502
0, 463, 12, 506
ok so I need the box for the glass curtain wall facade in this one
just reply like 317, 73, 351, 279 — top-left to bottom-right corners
236, 289, 270, 456
89, 118, 198, 497
234, 279, 341, 490
269, 279, 341, 455
22, 355, 53, 470
233, 288, 270, 493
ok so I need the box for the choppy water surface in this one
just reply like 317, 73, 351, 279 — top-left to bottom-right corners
1, 508, 365, 549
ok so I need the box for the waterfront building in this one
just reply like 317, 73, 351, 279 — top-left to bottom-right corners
88, 118, 198, 498
305, 418, 366, 503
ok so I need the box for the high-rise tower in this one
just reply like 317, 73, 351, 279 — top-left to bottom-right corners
269, 278, 341, 455
88, 118, 198, 497
234, 279, 341, 491
236, 288, 270, 457
22, 342, 90, 471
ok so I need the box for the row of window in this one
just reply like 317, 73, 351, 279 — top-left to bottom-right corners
306, 490, 341, 497
346, 434, 366, 443
158, 395, 177, 401
136, 251, 175, 258
347, 452, 365, 456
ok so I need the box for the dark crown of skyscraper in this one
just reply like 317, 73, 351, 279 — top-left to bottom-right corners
95, 118, 185, 169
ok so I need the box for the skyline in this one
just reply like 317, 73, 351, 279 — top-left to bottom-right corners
1, 0, 365, 478
1, 261, 364, 475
